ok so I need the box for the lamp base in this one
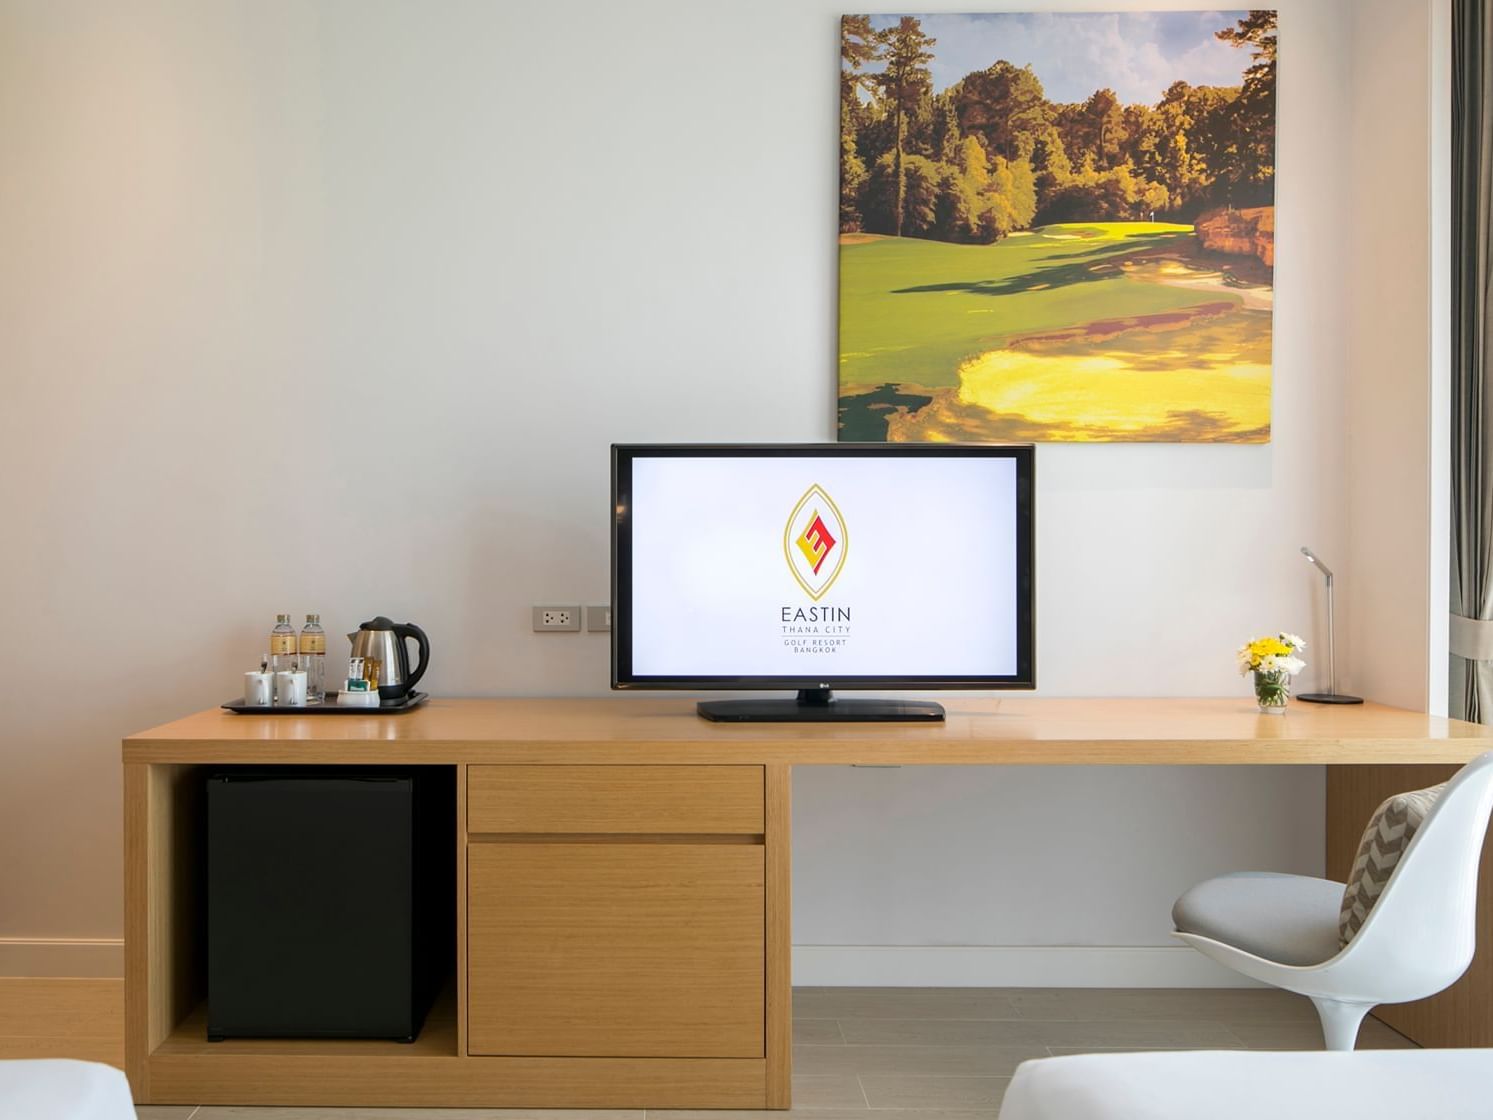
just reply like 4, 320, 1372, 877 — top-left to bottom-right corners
1297, 692, 1364, 705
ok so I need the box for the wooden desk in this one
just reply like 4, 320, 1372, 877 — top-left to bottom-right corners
122, 697, 1493, 1108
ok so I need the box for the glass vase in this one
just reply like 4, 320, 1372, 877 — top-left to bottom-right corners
1253, 669, 1290, 714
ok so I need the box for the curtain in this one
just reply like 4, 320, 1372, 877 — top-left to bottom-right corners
1451, 0, 1493, 721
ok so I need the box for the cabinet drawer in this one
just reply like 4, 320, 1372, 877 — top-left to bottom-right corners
467, 765, 763, 834
468, 842, 765, 1057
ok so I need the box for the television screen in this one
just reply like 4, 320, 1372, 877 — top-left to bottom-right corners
612, 444, 1034, 691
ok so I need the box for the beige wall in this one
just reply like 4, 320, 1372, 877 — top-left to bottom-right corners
1343, 0, 1451, 714
0, 0, 1444, 980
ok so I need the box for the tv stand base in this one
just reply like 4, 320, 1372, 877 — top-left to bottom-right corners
697, 690, 946, 722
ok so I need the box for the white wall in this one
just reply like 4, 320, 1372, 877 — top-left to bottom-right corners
1343, 0, 1451, 715
0, 0, 1442, 982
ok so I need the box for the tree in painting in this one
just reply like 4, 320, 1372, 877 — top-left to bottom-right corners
838, 11, 1278, 443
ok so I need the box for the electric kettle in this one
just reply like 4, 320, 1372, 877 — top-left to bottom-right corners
347, 617, 430, 700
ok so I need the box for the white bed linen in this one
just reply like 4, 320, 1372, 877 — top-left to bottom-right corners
0, 1059, 135, 1119
999, 1048, 1493, 1120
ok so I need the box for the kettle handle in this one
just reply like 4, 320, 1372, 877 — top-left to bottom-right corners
395, 621, 430, 691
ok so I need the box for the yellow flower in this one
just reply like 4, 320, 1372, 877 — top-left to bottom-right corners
1240, 635, 1295, 671
1248, 637, 1290, 660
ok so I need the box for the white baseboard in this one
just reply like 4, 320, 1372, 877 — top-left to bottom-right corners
0, 939, 1255, 988
0, 939, 124, 978
792, 945, 1265, 988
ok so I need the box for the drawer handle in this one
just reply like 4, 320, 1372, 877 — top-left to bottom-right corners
467, 832, 764, 845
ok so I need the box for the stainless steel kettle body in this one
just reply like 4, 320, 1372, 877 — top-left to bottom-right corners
346, 616, 430, 699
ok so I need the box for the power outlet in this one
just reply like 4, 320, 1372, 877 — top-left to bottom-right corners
585, 605, 611, 632
532, 605, 582, 632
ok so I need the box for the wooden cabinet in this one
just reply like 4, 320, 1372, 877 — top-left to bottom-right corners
126, 699, 1493, 1108
466, 764, 768, 1060
467, 841, 765, 1057
468, 764, 763, 835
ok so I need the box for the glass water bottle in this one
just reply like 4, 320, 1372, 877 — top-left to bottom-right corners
299, 613, 327, 702
269, 614, 297, 676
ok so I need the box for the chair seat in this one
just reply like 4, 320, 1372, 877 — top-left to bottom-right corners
1172, 871, 1345, 966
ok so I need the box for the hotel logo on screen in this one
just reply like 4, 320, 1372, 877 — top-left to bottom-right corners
784, 484, 848, 601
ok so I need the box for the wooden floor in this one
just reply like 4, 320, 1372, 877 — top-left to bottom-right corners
125, 986, 1416, 1119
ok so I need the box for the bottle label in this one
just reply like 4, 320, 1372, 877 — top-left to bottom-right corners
270, 634, 295, 654
299, 633, 326, 654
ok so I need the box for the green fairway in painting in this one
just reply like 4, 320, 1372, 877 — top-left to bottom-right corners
840, 223, 1198, 390
837, 222, 1273, 443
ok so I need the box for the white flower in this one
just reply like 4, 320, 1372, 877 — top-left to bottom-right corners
1256, 654, 1306, 676
1280, 632, 1307, 651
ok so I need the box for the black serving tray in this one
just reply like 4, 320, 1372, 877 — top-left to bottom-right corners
222, 690, 429, 715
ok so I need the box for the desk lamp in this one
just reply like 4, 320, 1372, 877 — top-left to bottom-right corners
1299, 546, 1363, 704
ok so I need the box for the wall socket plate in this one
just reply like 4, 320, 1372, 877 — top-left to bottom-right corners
585, 605, 611, 632
532, 605, 582, 632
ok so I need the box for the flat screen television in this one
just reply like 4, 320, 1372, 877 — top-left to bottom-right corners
611, 444, 1035, 722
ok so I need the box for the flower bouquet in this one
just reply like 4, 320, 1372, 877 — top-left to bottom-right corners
1236, 633, 1307, 713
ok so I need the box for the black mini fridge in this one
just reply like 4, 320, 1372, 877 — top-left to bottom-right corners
206, 768, 453, 1041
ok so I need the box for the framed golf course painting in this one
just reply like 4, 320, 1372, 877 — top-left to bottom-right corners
838, 11, 1277, 443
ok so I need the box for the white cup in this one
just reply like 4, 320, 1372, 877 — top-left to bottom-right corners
243, 671, 272, 707
274, 670, 307, 707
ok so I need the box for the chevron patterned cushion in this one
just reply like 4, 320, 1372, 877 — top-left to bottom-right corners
1339, 782, 1446, 945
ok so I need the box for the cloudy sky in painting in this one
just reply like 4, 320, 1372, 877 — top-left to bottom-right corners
865, 12, 1257, 106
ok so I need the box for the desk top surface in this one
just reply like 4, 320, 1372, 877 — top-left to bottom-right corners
122, 696, 1493, 766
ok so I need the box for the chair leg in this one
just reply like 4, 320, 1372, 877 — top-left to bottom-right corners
1311, 997, 1374, 1050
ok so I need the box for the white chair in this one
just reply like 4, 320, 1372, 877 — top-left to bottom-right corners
1172, 750, 1493, 1050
